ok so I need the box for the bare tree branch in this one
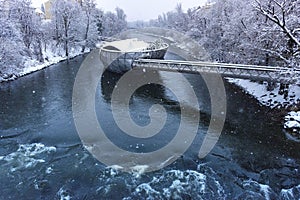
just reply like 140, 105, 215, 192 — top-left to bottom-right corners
259, 48, 290, 63
254, 0, 300, 47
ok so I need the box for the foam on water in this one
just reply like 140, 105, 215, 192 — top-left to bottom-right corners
124, 169, 225, 200
135, 183, 161, 197
130, 165, 149, 178
105, 165, 123, 177
45, 166, 53, 174
0, 143, 56, 172
109, 165, 124, 171
57, 187, 72, 200
280, 185, 300, 200
259, 184, 271, 200
242, 180, 276, 199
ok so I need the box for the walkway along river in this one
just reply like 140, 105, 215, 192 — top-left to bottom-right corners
0, 53, 299, 199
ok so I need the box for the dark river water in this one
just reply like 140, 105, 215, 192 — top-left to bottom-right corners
0, 52, 299, 200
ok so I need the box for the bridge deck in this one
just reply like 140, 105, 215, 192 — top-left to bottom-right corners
132, 59, 300, 83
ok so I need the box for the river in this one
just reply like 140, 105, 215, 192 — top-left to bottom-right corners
0, 52, 299, 199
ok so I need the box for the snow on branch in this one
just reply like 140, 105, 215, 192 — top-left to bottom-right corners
259, 48, 290, 63
253, 0, 300, 47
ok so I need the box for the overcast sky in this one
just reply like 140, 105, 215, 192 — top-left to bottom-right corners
32, 0, 208, 22
95, 0, 207, 21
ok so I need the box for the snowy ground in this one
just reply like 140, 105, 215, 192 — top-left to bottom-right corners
151, 28, 300, 138
0, 46, 90, 83
141, 29, 300, 138
284, 111, 300, 142
227, 78, 300, 140
226, 78, 300, 109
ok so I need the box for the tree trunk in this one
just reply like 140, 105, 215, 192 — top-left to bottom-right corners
266, 81, 276, 91
65, 40, 69, 62
265, 53, 269, 65
279, 83, 289, 99
64, 18, 69, 62
37, 39, 44, 62
82, 14, 90, 53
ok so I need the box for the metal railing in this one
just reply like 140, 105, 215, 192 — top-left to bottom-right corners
132, 59, 300, 83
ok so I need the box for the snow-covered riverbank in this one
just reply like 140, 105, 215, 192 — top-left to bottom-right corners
0, 47, 91, 83
2, 29, 299, 141
284, 111, 300, 142
135, 28, 300, 140
226, 78, 300, 109
164, 28, 300, 138
227, 78, 300, 141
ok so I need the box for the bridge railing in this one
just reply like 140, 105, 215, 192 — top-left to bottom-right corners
132, 59, 300, 83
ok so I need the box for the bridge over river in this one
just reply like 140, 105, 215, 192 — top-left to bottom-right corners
132, 59, 300, 83
100, 30, 299, 83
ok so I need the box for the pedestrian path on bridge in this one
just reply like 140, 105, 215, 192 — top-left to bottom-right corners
132, 59, 300, 83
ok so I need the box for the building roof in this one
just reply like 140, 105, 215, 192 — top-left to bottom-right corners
102, 39, 149, 53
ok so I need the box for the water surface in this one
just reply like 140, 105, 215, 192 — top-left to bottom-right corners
0, 53, 299, 199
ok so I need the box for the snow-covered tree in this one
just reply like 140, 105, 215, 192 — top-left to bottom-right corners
94, 8, 104, 36
153, 4, 189, 31
0, 17, 25, 75
51, 0, 82, 58
173, 3, 189, 32
154, 0, 299, 70
0, 0, 45, 75
254, 0, 300, 68
81, 0, 99, 52
115, 7, 127, 31
6, 0, 44, 61
102, 11, 118, 36
0, 0, 128, 79
102, 7, 127, 37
